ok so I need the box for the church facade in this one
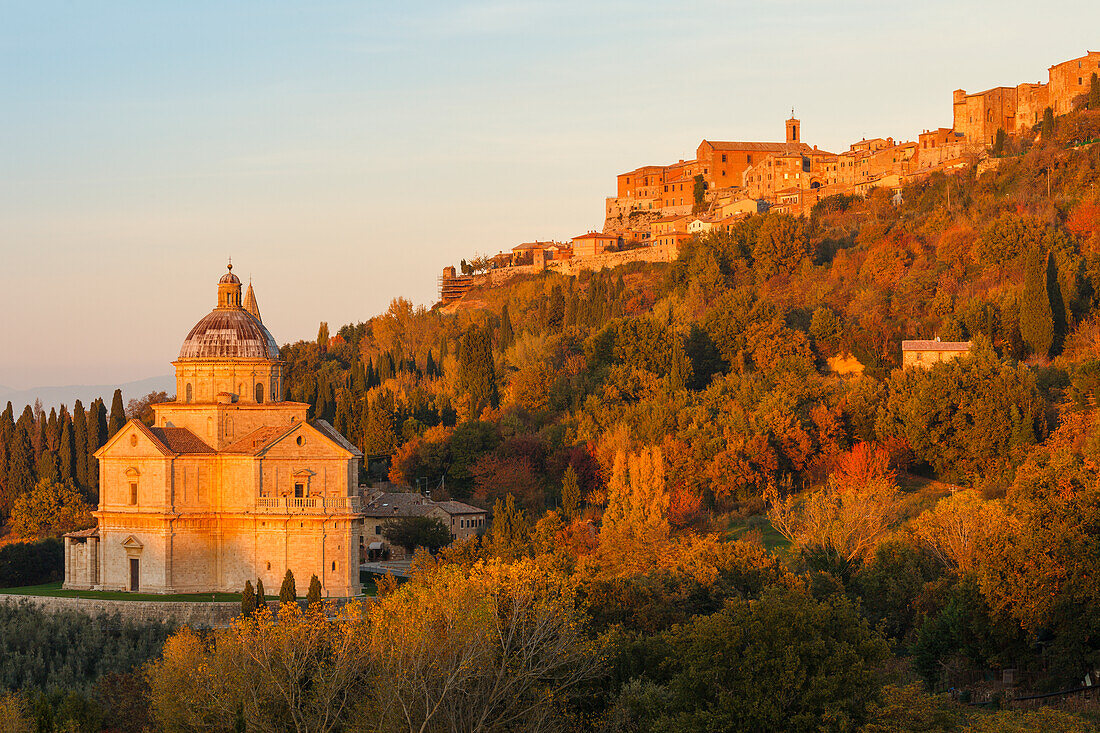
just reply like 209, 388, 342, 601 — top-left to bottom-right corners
64, 266, 365, 596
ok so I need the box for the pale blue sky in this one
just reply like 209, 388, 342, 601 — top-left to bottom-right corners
0, 1, 1096, 388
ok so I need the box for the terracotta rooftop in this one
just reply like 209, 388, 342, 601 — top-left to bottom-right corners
149, 427, 215, 454
902, 340, 972, 351
702, 140, 817, 153
572, 232, 617, 240
222, 425, 292, 454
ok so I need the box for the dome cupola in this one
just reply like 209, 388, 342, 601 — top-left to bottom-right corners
173, 263, 283, 405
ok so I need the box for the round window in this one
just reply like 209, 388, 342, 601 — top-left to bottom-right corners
296, 436, 304, 446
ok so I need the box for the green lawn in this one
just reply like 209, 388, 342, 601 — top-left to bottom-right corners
722, 515, 791, 553
0, 580, 376, 601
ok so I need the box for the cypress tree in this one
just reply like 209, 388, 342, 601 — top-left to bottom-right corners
500, 305, 514, 351
59, 417, 75, 485
669, 334, 692, 391
88, 399, 107, 497
1041, 107, 1056, 140
1, 402, 12, 429
108, 390, 125, 437
425, 349, 438, 379
458, 324, 498, 418
1090, 72, 1100, 110
561, 465, 581, 519
38, 450, 60, 484
46, 409, 58, 450
317, 322, 330, 354
306, 574, 322, 607
1020, 248, 1055, 359
35, 420, 48, 464
255, 578, 267, 612
241, 580, 257, 616
4, 427, 35, 513
72, 401, 88, 488
279, 569, 297, 605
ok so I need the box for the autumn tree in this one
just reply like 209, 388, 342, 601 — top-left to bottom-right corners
366, 558, 598, 733
561, 464, 581, 519
768, 442, 900, 574
486, 494, 530, 560
752, 213, 809, 279
147, 603, 372, 733
912, 490, 1007, 572
596, 447, 670, 575
10, 479, 93, 539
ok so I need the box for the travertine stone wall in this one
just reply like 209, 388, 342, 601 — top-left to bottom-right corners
0, 595, 241, 626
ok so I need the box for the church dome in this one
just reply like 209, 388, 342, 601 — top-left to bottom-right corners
178, 309, 280, 360
178, 265, 280, 361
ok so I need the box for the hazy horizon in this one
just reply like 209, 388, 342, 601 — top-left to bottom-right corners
1, 0, 1098, 389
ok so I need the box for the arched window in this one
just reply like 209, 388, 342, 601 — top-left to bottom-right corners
255, 383, 264, 404
185, 383, 193, 403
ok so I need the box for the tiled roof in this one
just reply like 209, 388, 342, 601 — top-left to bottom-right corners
572, 232, 617, 240
222, 425, 293, 454
701, 140, 816, 153
63, 526, 99, 539
433, 500, 485, 515
902, 340, 972, 351
149, 427, 215, 454
311, 420, 362, 456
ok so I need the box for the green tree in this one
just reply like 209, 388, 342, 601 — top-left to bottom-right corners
561, 464, 581, 519
317, 321, 329, 353
1020, 249, 1055, 358
615, 587, 889, 732
360, 399, 398, 457
692, 173, 707, 213
1041, 106, 1055, 139
1090, 72, 1100, 110
458, 324, 498, 418
72, 401, 88, 489
241, 580, 257, 616
58, 418, 74, 486
278, 569, 297, 605
667, 333, 692, 391
108, 390, 125, 438
255, 578, 266, 611
4, 428, 36, 514
499, 304, 514, 351
992, 127, 1007, 156
306, 574, 322, 607
382, 516, 452, 553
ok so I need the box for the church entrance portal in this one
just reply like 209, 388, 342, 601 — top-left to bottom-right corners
129, 559, 139, 591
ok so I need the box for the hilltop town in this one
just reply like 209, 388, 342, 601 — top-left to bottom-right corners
439, 50, 1100, 303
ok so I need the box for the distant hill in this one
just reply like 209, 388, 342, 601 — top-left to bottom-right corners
0, 374, 175, 412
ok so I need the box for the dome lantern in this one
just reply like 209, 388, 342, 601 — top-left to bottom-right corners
217, 262, 242, 309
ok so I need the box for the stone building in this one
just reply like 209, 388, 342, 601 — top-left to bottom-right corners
64, 265, 366, 597
901, 339, 972, 369
952, 51, 1100, 144
361, 488, 486, 560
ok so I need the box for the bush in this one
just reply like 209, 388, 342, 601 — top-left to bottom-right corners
0, 539, 63, 588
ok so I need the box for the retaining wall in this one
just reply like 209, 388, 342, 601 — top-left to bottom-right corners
0, 594, 241, 626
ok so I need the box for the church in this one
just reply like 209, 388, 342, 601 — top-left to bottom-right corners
64, 265, 365, 596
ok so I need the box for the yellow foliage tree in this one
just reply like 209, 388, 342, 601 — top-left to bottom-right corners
768, 443, 901, 569
10, 478, 94, 539
146, 602, 372, 733
912, 490, 1008, 573
595, 446, 671, 576
367, 557, 598, 732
